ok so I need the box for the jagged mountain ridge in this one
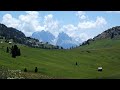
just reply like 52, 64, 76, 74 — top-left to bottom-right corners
32, 31, 77, 49
32, 30, 55, 44
93, 26, 120, 40
56, 32, 77, 49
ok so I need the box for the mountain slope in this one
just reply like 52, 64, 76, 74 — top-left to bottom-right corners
1, 37, 120, 79
32, 30, 55, 44
0, 24, 26, 39
1, 25, 120, 79
81, 26, 120, 46
0, 23, 58, 49
32, 31, 77, 49
0, 23, 26, 44
94, 26, 120, 40
56, 32, 77, 49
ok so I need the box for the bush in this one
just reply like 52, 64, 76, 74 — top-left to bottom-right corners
24, 68, 27, 72
76, 62, 78, 65
35, 67, 38, 73
86, 51, 90, 53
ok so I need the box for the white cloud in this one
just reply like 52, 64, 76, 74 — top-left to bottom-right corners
78, 16, 107, 29
44, 14, 53, 22
2, 11, 45, 36
68, 32, 90, 45
18, 11, 43, 36
96, 16, 107, 26
58, 12, 107, 45
76, 11, 87, 20
19, 11, 43, 32
60, 24, 78, 39
19, 11, 40, 23
26, 11, 39, 16
59, 12, 108, 44
60, 24, 91, 44
2, 14, 20, 28
1, 12, 60, 37
78, 20, 95, 29
63, 24, 77, 32
79, 33, 90, 42
44, 14, 60, 37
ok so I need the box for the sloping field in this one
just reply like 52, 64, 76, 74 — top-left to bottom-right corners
0, 39, 120, 79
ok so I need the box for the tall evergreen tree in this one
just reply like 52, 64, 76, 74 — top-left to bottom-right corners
35, 67, 38, 73
11, 45, 21, 58
11, 48, 16, 58
57, 46, 59, 49
61, 47, 63, 49
76, 62, 78, 65
6, 47, 9, 53
14, 45, 18, 56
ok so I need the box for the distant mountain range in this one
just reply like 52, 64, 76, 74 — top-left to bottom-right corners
1, 22, 120, 49
32, 30, 55, 44
31, 26, 120, 48
56, 32, 77, 49
0, 23, 77, 49
32, 31, 77, 49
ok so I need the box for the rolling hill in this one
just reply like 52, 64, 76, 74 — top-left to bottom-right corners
0, 25, 120, 79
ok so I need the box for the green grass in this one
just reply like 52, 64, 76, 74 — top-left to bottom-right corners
0, 39, 120, 79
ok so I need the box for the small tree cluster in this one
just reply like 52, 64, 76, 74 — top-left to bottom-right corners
11, 45, 21, 58
23, 67, 38, 73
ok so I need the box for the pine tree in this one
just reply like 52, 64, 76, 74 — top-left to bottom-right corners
11, 45, 21, 58
24, 68, 27, 72
76, 62, 78, 65
56, 46, 59, 49
61, 47, 63, 49
6, 47, 9, 53
12, 48, 16, 58
35, 67, 38, 72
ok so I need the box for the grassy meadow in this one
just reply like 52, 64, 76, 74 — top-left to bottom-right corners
0, 39, 120, 79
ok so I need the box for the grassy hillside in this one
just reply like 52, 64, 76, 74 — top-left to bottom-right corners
0, 39, 120, 79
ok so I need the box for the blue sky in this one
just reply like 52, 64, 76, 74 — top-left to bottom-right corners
0, 11, 120, 43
